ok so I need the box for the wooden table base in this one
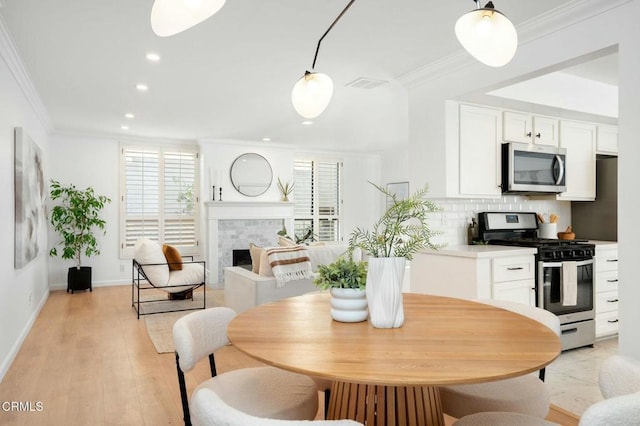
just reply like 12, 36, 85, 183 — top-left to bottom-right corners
328, 381, 444, 426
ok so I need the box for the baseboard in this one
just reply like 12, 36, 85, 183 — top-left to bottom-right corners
0, 288, 49, 383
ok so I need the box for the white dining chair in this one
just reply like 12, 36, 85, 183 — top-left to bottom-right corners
190, 386, 363, 426
454, 354, 640, 426
439, 299, 561, 419
173, 307, 319, 426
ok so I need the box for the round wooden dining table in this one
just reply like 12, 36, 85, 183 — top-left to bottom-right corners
226, 292, 561, 426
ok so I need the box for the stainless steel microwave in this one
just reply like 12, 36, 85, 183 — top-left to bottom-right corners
501, 142, 566, 194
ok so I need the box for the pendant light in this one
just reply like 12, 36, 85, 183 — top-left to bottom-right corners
151, 0, 226, 37
455, 1, 517, 67
291, 0, 357, 119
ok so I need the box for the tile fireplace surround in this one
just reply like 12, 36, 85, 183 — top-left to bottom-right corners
206, 201, 294, 285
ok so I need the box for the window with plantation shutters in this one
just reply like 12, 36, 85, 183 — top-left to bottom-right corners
120, 145, 200, 257
293, 160, 341, 242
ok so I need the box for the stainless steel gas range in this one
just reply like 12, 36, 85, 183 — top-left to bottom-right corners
478, 212, 596, 351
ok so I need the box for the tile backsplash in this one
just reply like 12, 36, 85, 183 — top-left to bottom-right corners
426, 195, 571, 247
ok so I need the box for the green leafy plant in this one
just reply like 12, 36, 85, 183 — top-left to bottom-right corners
348, 182, 442, 260
49, 179, 111, 268
313, 257, 368, 290
276, 177, 294, 200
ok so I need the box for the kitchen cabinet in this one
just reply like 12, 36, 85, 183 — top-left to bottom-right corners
594, 243, 619, 338
410, 246, 536, 306
596, 125, 618, 155
503, 112, 559, 147
457, 104, 502, 198
557, 120, 596, 201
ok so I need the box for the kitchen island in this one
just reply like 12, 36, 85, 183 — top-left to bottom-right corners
410, 245, 537, 305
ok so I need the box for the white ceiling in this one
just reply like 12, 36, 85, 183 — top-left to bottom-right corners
2, 0, 614, 152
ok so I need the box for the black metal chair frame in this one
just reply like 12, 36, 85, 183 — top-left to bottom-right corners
176, 351, 217, 426
131, 258, 206, 319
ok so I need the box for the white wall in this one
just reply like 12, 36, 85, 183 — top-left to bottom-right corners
199, 140, 383, 242
407, 1, 640, 357
0, 24, 51, 380
47, 133, 199, 288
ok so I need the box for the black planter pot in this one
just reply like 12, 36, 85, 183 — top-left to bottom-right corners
67, 266, 92, 293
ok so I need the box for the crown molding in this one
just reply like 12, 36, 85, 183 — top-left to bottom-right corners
0, 15, 53, 132
398, 0, 634, 88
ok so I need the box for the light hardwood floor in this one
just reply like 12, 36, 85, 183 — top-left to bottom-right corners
0, 286, 579, 425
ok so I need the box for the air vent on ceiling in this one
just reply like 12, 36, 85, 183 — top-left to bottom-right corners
345, 77, 389, 90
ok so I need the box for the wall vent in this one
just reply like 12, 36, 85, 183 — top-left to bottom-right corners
345, 77, 388, 89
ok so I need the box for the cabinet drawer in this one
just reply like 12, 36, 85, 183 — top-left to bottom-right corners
492, 280, 535, 306
596, 249, 619, 272
596, 270, 619, 292
596, 310, 619, 337
595, 290, 619, 314
492, 256, 534, 283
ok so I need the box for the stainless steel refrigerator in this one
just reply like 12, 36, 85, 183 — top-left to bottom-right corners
571, 156, 618, 241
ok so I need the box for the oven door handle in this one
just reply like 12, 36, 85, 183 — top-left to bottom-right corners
541, 259, 594, 268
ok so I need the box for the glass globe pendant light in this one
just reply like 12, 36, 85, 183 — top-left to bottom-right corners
455, 1, 518, 67
151, 0, 226, 37
291, 0, 356, 119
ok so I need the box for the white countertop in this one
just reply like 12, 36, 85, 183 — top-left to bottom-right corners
588, 240, 618, 248
418, 245, 537, 259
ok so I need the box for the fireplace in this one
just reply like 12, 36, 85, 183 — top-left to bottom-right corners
232, 249, 252, 271
206, 201, 294, 286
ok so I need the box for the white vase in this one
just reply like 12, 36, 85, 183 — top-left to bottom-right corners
366, 257, 406, 328
330, 288, 368, 323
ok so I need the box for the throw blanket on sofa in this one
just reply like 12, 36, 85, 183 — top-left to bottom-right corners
266, 245, 312, 288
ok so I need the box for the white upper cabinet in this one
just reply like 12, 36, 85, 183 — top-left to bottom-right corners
458, 104, 502, 198
557, 120, 597, 201
596, 125, 618, 155
503, 112, 559, 147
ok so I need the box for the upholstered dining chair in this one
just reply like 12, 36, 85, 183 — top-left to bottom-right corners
190, 386, 363, 426
454, 354, 640, 425
173, 307, 319, 426
439, 299, 561, 420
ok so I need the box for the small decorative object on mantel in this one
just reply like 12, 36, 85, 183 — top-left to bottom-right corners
276, 177, 294, 202
348, 182, 441, 328
211, 185, 216, 201
314, 256, 368, 323
219, 187, 222, 201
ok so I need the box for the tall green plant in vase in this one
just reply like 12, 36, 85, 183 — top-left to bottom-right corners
348, 182, 441, 328
49, 180, 111, 293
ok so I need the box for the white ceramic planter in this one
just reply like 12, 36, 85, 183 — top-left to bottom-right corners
330, 288, 368, 323
366, 257, 406, 328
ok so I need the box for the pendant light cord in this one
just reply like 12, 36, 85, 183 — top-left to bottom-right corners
311, 0, 358, 70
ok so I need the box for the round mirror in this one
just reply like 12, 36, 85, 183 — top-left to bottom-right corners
230, 153, 273, 197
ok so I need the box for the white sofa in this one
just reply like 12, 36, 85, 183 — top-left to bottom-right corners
224, 244, 352, 313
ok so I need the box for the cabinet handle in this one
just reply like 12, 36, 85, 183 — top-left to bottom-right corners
526, 132, 532, 137
606, 259, 618, 262
507, 267, 524, 270
535, 133, 541, 138
607, 298, 619, 303
607, 279, 618, 283
607, 319, 619, 324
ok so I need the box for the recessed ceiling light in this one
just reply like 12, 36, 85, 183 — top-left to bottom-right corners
262, 137, 271, 142
121, 125, 129, 130
146, 52, 161, 62
125, 113, 135, 119
136, 83, 148, 92
301, 120, 313, 125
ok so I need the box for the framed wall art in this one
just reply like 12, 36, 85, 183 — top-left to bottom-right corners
14, 127, 46, 269
386, 181, 409, 208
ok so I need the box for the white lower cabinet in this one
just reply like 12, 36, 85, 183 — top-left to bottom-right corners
594, 244, 619, 338
410, 247, 536, 306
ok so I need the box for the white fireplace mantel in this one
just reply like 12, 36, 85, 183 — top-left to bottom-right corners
206, 201, 294, 285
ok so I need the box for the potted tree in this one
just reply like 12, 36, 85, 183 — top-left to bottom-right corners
313, 256, 368, 322
49, 179, 111, 293
348, 182, 441, 328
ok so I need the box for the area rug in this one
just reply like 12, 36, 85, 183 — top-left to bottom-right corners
143, 289, 224, 353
